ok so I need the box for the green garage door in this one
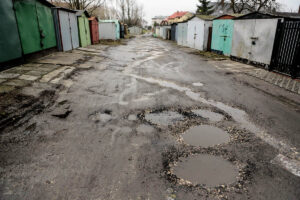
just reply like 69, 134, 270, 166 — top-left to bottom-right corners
0, 0, 22, 63
14, 0, 56, 55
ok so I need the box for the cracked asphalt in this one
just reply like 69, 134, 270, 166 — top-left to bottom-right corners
1, 35, 300, 200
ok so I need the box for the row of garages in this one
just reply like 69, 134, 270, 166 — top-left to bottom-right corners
0, 0, 127, 66
155, 12, 300, 78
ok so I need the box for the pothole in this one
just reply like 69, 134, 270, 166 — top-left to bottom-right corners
144, 111, 184, 126
182, 125, 230, 147
192, 109, 224, 122
173, 154, 238, 187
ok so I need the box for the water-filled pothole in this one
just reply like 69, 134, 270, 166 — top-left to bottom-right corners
144, 111, 184, 126
192, 109, 224, 122
173, 154, 238, 187
182, 125, 230, 147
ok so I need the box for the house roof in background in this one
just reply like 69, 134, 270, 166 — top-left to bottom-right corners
193, 15, 215, 21
167, 11, 188, 20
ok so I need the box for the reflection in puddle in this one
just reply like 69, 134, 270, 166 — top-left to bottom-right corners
145, 111, 184, 126
173, 154, 238, 187
192, 109, 224, 122
182, 125, 230, 147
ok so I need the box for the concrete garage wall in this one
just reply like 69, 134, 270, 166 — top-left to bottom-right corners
231, 18, 280, 65
187, 17, 212, 51
177, 23, 188, 46
99, 22, 116, 40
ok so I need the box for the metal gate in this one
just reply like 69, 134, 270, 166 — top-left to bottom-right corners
271, 20, 300, 78
0, 0, 22, 63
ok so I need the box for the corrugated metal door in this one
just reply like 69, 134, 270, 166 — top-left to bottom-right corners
0, 0, 22, 63
69, 13, 79, 49
90, 20, 99, 44
250, 19, 278, 65
231, 19, 256, 60
212, 20, 234, 56
78, 16, 87, 47
36, 1, 56, 49
84, 17, 91, 45
58, 10, 72, 51
15, 0, 41, 54
99, 23, 116, 40
52, 9, 63, 51
182, 23, 188, 47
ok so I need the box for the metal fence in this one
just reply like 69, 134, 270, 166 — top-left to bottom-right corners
271, 20, 300, 78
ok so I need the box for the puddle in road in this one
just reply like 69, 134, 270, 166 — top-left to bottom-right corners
145, 111, 184, 126
192, 109, 224, 122
173, 154, 238, 187
182, 125, 230, 147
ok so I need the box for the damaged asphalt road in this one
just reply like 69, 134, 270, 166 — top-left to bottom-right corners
0, 35, 300, 200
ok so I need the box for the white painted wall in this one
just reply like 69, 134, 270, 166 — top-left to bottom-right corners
99, 22, 116, 40
177, 23, 188, 46
231, 18, 280, 65
187, 17, 212, 51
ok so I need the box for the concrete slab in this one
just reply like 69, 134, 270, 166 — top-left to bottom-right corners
4, 79, 31, 87
25, 70, 49, 76
0, 85, 15, 94
40, 66, 72, 83
0, 79, 6, 84
19, 75, 40, 81
36, 52, 84, 65
0, 73, 20, 79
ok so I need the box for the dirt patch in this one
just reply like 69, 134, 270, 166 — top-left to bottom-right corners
189, 50, 228, 61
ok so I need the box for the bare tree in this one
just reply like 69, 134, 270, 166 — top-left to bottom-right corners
51, 0, 106, 14
217, 0, 280, 13
115, 0, 145, 26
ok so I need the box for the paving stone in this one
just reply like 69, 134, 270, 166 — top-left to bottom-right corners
4, 79, 31, 87
36, 53, 84, 65
25, 70, 48, 76
0, 85, 15, 94
0, 73, 20, 79
19, 74, 39, 81
4, 68, 31, 74
22, 63, 43, 68
0, 79, 7, 84
40, 66, 71, 83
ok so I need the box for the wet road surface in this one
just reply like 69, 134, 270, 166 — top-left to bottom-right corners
1, 35, 300, 199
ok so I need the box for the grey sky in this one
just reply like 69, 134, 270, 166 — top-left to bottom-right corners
136, 0, 299, 24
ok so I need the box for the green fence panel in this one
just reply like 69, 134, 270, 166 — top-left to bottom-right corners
14, 0, 41, 54
78, 16, 87, 47
14, 1, 41, 55
36, 1, 56, 49
78, 15, 91, 47
84, 17, 91, 45
0, 0, 22, 63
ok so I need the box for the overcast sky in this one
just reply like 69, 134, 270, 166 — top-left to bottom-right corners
136, 0, 299, 24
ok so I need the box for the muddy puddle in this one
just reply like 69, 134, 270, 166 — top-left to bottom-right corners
182, 125, 230, 147
173, 154, 238, 187
192, 109, 224, 122
144, 111, 184, 126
